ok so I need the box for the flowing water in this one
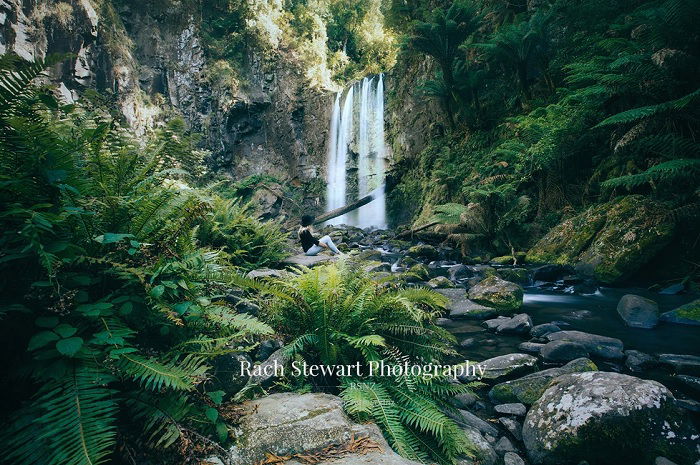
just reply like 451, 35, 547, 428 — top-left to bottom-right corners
325, 75, 387, 228
442, 286, 700, 362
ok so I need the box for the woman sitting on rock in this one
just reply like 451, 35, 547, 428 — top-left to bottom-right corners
298, 215, 341, 256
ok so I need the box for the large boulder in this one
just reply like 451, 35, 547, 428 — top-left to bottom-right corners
228, 393, 422, 465
617, 294, 660, 329
658, 354, 700, 376
540, 340, 589, 363
435, 289, 498, 320
526, 203, 608, 265
428, 276, 455, 289
545, 330, 625, 360
489, 358, 598, 405
522, 372, 698, 465
660, 298, 700, 326
497, 267, 529, 284
406, 243, 439, 260
459, 353, 538, 383
527, 196, 675, 284
468, 276, 524, 313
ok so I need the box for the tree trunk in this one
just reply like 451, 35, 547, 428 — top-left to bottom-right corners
312, 186, 384, 225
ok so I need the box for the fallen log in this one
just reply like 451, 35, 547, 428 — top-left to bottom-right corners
395, 221, 439, 239
312, 186, 384, 225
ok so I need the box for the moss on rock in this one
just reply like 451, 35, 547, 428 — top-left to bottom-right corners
526, 196, 675, 284
660, 298, 700, 326
468, 275, 523, 313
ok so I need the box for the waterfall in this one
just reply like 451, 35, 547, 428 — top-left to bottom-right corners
325, 74, 387, 229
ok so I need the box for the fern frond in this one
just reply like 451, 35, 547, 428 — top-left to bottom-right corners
5, 363, 118, 465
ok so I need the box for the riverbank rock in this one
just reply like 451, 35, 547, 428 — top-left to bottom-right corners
530, 323, 561, 339
228, 393, 422, 465
468, 276, 524, 313
448, 264, 475, 281
545, 330, 625, 360
497, 268, 529, 284
428, 276, 454, 288
532, 264, 574, 282
617, 294, 660, 328
526, 196, 675, 284
489, 358, 598, 405
522, 372, 698, 465
660, 298, 700, 326
658, 354, 700, 376
461, 426, 498, 465
459, 353, 538, 382
625, 350, 658, 372
210, 353, 251, 398
483, 313, 533, 335
494, 403, 527, 416
242, 348, 290, 390
406, 243, 438, 260
436, 289, 498, 320
282, 254, 338, 267
540, 340, 589, 363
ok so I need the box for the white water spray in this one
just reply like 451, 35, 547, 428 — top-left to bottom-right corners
325, 74, 387, 228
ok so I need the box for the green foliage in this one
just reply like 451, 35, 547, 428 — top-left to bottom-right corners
196, 196, 288, 270
255, 259, 478, 464
0, 56, 275, 464
391, 0, 700, 252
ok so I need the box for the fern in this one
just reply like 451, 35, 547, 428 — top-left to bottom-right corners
602, 158, 700, 190
5, 363, 118, 465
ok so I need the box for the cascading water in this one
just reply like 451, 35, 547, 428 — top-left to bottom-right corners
325, 74, 387, 228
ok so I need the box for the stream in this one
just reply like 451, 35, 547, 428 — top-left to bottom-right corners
444, 286, 700, 361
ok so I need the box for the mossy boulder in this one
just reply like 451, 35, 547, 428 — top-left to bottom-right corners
522, 372, 698, 465
660, 298, 700, 326
526, 203, 608, 265
355, 249, 383, 261
491, 255, 516, 265
498, 268, 529, 284
428, 276, 454, 289
468, 275, 524, 313
526, 196, 675, 284
406, 244, 439, 260
406, 263, 430, 281
489, 358, 597, 405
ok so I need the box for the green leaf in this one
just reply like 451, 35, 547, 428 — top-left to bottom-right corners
56, 337, 83, 357
205, 407, 219, 422
216, 422, 228, 442
119, 302, 133, 315
207, 390, 225, 405
28, 330, 60, 350
76, 302, 113, 316
53, 324, 77, 338
35, 316, 59, 328
109, 347, 139, 359
94, 233, 135, 244
150, 285, 165, 298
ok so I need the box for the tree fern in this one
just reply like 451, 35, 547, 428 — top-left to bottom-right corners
602, 158, 700, 190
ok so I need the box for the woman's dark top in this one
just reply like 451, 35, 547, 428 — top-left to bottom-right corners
299, 228, 319, 252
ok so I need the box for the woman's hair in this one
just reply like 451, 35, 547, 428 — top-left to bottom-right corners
298, 215, 315, 239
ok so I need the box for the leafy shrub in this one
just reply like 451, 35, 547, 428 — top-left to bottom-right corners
196, 196, 288, 271
0, 55, 273, 465
254, 259, 479, 464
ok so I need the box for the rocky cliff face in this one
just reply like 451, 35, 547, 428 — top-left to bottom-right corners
1, 0, 333, 193
384, 53, 447, 226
